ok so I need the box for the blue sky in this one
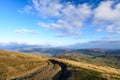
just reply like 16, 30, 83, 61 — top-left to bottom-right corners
0, 0, 120, 46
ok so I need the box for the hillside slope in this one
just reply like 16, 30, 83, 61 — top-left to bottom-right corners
54, 52, 120, 69
0, 50, 120, 80
0, 50, 47, 79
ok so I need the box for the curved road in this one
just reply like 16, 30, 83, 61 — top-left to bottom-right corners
12, 59, 69, 80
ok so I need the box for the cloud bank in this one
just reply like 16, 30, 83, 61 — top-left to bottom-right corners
69, 40, 120, 49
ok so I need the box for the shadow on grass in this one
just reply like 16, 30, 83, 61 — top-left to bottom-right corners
49, 59, 71, 80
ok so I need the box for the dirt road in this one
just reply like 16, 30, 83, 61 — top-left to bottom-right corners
12, 59, 69, 80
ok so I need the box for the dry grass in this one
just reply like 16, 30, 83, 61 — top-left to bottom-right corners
1, 50, 120, 80
54, 58, 120, 80
0, 50, 48, 79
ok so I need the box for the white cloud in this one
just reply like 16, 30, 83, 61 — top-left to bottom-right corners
106, 25, 120, 33
18, 5, 34, 14
15, 29, 38, 34
24, 5, 34, 14
55, 34, 68, 37
106, 25, 114, 33
96, 28, 103, 32
94, 1, 120, 34
32, 0, 63, 17
33, 0, 92, 36
23, 0, 120, 36
38, 19, 82, 36
94, 1, 115, 21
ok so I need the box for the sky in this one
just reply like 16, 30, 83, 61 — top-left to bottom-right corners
0, 0, 120, 46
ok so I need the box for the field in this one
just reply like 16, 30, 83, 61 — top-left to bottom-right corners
0, 50, 120, 80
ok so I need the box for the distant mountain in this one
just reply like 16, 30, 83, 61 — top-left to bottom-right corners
68, 41, 120, 49
0, 42, 120, 55
69, 48, 106, 55
54, 49, 120, 69
0, 43, 40, 50
0, 43, 72, 54
18, 48, 120, 56
0, 42, 54, 51
19, 48, 72, 55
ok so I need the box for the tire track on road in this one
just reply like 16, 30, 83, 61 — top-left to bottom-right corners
12, 59, 70, 80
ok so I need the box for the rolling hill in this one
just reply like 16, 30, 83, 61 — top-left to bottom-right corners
54, 49, 120, 69
0, 50, 120, 80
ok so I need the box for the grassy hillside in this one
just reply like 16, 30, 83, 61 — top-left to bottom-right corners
55, 52, 120, 69
0, 50, 47, 79
55, 58, 120, 80
0, 50, 120, 80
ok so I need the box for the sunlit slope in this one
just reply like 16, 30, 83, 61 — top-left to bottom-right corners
55, 52, 120, 69
55, 58, 120, 80
0, 50, 47, 79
